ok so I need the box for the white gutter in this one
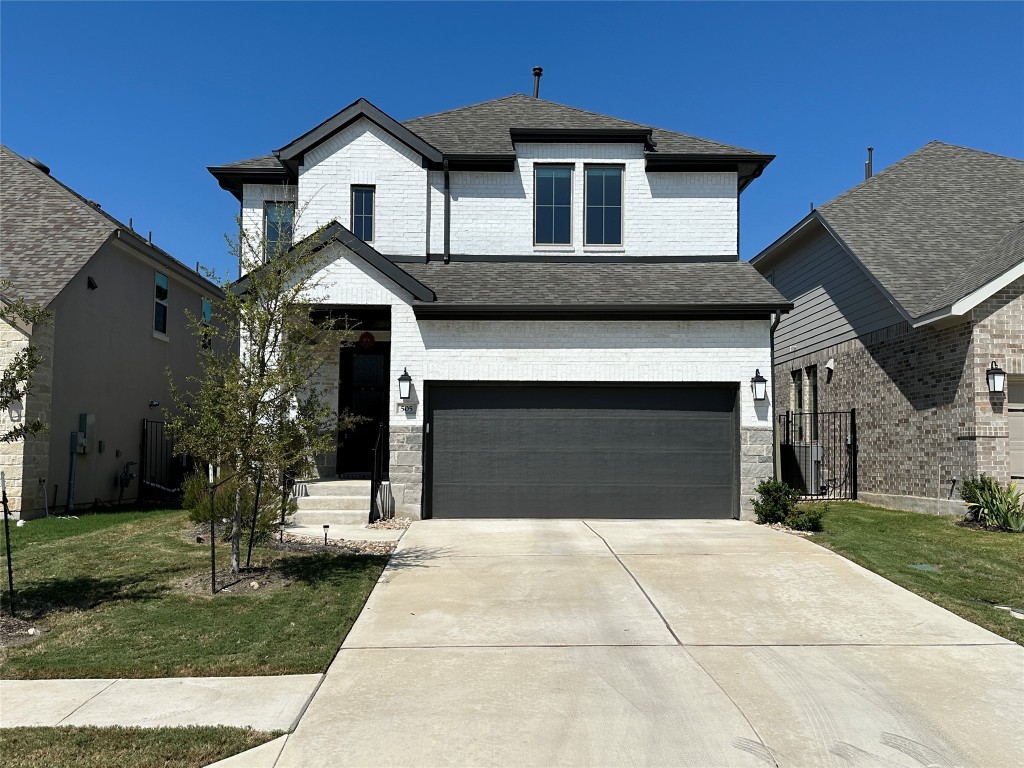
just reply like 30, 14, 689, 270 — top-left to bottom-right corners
912, 259, 1024, 328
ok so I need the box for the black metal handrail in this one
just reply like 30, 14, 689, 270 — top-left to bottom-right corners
370, 422, 387, 521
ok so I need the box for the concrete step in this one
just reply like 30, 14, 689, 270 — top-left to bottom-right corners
296, 495, 369, 511
292, 510, 369, 526
295, 480, 371, 497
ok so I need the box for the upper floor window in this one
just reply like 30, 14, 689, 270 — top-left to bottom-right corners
534, 166, 572, 245
352, 186, 375, 242
585, 166, 623, 245
154, 272, 169, 336
264, 201, 294, 258
201, 297, 213, 326
200, 297, 213, 348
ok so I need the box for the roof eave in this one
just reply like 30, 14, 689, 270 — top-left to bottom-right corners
644, 153, 774, 192
412, 302, 792, 321
207, 165, 292, 201
912, 258, 1024, 328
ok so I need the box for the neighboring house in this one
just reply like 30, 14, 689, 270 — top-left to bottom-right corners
0, 146, 222, 519
209, 89, 790, 520
753, 142, 1024, 514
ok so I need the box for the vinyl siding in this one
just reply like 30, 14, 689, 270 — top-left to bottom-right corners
766, 224, 903, 365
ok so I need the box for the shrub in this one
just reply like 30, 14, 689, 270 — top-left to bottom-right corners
961, 475, 1024, 532
786, 505, 825, 532
182, 471, 296, 543
752, 479, 800, 525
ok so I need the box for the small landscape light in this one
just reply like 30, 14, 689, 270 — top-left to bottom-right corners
398, 368, 412, 400
986, 361, 1006, 394
323, 524, 329, 546
751, 369, 768, 401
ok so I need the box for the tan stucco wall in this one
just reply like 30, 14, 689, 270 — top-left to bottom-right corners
42, 240, 215, 512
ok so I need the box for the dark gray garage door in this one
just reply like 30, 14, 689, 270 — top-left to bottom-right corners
426, 384, 738, 519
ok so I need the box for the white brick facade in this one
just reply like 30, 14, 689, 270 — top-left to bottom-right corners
430, 144, 736, 256
244, 122, 739, 260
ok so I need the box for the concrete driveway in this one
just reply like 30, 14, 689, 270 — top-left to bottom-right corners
276, 520, 1023, 767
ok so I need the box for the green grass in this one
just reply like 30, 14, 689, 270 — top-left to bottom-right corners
0, 725, 280, 768
0, 508, 387, 679
809, 501, 1024, 644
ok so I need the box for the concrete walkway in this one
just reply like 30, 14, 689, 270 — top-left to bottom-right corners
270, 519, 1023, 767
0, 674, 321, 731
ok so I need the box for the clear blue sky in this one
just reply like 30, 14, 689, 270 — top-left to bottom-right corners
3, 1, 1022, 278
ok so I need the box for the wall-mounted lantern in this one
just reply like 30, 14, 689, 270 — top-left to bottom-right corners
398, 368, 412, 400
751, 369, 768, 401
986, 361, 1006, 394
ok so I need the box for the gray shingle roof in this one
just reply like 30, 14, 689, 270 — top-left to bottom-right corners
1, 146, 116, 305
1, 145, 221, 307
219, 94, 767, 172
403, 94, 763, 157
215, 154, 285, 171
816, 141, 1024, 319
401, 260, 789, 310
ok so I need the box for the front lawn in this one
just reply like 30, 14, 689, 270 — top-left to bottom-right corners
0, 508, 387, 679
0, 725, 279, 768
809, 501, 1024, 644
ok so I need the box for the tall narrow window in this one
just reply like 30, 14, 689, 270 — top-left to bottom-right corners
585, 166, 623, 245
806, 365, 819, 441
154, 272, 169, 336
534, 167, 572, 245
264, 201, 294, 258
352, 186, 375, 242
200, 297, 213, 349
791, 369, 804, 441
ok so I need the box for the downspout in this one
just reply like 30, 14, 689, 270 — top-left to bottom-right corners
770, 310, 782, 480
443, 159, 451, 264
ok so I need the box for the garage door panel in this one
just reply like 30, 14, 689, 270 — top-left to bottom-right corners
432, 481, 736, 519
428, 385, 737, 519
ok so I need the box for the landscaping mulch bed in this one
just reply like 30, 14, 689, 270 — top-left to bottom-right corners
279, 532, 396, 556
0, 615, 49, 648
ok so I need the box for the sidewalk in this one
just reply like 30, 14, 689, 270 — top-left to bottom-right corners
0, 674, 322, 731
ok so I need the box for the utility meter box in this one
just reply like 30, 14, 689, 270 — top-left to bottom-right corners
79, 413, 97, 454
70, 431, 86, 454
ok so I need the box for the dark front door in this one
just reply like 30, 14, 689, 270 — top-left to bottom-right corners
426, 383, 739, 519
338, 343, 390, 476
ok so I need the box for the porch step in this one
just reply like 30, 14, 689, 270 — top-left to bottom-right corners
291, 510, 369, 526
296, 494, 369, 511
295, 479, 371, 497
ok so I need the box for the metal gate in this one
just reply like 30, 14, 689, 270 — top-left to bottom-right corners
779, 409, 857, 500
139, 419, 184, 500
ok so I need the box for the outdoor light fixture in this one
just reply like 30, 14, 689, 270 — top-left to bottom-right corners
148, 400, 160, 409
751, 369, 768, 401
398, 368, 412, 400
986, 361, 1006, 394
323, 524, 330, 546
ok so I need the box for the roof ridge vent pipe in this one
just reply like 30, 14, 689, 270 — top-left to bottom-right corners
532, 66, 543, 98
27, 157, 50, 175
864, 146, 874, 180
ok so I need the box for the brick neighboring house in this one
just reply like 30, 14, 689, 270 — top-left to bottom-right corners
210, 89, 790, 521
753, 142, 1024, 514
0, 146, 222, 518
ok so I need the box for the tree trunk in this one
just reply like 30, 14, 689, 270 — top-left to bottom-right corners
245, 473, 263, 569
231, 481, 242, 573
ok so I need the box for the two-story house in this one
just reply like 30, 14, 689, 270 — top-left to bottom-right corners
1, 145, 223, 518
209, 89, 789, 521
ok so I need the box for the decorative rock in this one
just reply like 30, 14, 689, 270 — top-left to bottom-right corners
250, 581, 260, 590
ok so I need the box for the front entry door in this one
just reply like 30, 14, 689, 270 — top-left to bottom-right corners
338, 342, 390, 476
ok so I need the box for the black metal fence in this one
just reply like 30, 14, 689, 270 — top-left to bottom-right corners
139, 419, 189, 501
779, 409, 857, 500
369, 421, 389, 521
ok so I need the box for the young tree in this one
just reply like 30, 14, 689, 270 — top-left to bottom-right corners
0, 284, 50, 445
170, 199, 352, 573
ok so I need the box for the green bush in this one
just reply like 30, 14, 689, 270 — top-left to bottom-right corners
961, 475, 1024, 532
786, 505, 825, 532
752, 479, 801, 525
182, 471, 296, 543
